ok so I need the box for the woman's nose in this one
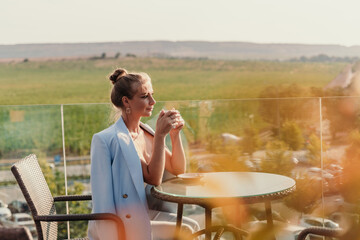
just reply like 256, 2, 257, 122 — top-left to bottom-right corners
150, 95, 156, 105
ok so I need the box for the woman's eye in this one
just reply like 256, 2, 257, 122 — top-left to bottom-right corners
141, 95, 148, 98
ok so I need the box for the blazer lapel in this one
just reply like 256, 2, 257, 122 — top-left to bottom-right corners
115, 117, 148, 211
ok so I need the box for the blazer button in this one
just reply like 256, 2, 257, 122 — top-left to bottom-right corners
126, 214, 131, 219
123, 194, 128, 198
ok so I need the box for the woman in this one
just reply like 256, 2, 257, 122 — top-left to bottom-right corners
88, 68, 199, 240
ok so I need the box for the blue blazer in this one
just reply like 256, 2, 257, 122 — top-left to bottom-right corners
88, 117, 152, 240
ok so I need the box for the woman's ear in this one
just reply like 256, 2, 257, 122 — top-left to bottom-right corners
122, 96, 130, 108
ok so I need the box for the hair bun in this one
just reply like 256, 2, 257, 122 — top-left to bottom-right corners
109, 68, 128, 84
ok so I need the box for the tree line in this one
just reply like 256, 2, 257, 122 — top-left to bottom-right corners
288, 54, 360, 63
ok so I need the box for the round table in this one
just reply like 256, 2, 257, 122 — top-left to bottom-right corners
151, 172, 296, 239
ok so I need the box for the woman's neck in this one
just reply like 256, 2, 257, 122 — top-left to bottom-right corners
122, 114, 141, 133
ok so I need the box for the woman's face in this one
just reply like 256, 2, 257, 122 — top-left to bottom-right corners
128, 80, 156, 117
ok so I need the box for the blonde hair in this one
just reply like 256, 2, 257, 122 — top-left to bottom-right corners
109, 68, 151, 109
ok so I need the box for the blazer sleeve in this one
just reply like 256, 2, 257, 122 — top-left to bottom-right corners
90, 133, 116, 214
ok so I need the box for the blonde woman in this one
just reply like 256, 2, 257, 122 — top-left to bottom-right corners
88, 68, 199, 240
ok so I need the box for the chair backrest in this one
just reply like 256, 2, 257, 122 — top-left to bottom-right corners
11, 154, 57, 240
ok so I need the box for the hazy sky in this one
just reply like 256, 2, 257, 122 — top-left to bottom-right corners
2, 0, 360, 46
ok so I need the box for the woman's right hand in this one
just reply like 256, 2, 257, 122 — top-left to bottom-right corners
155, 109, 179, 137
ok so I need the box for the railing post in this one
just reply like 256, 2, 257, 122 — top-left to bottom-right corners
61, 104, 70, 239
319, 97, 325, 227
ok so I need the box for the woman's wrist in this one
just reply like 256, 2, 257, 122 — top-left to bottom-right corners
154, 132, 167, 140
170, 133, 182, 146
170, 131, 181, 139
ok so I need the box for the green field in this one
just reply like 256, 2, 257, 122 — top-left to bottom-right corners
0, 57, 347, 105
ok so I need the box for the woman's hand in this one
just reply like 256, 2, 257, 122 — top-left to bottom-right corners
169, 110, 184, 137
144, 109, 186, 185
155, 109, 181, 137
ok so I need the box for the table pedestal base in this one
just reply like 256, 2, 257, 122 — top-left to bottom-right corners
192, 225, 248, 240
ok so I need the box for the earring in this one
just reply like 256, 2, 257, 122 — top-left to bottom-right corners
126, 108, 131, 114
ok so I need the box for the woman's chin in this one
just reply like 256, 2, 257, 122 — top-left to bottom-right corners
143, 111, 152, 117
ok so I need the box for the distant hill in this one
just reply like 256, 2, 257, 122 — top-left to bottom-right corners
1, 41, 360, 60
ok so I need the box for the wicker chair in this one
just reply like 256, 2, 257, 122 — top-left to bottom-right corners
11, 154, 125, 240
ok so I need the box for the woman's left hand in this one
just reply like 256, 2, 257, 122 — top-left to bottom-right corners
169, 109, 184, 136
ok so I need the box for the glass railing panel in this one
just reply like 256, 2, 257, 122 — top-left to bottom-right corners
62, 103, 113, 238
172, 98, 323, 238
321, 96, 360, 236
0, 104, 64, 239
262, 97, 324, 239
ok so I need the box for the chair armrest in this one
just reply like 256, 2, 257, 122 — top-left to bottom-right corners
297, 227, 343, 240
34, 213, 125, 240
53, 195, 92, 202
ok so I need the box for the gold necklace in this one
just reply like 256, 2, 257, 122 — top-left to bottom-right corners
130, 128, 141, 141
